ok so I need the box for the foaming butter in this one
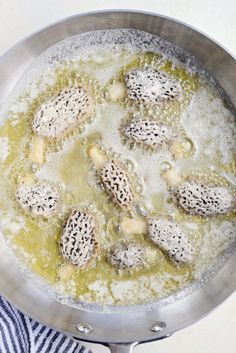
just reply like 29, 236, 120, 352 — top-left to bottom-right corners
0, 29, 235, 306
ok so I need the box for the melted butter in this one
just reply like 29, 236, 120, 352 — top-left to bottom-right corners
0, 118, 193, 303
0, 48, 235, 306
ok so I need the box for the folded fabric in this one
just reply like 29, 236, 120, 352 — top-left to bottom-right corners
0, 296, 92, 353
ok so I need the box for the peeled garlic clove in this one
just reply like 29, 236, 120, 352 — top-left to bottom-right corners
88, 145, 107, 169
29, 135, 46, 165
162, 168, 182, 187
170, 140, 184, 159
107, 81, 127, 101
120, 217, 147, 234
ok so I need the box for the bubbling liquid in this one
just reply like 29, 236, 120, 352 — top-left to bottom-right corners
0, 29, 235, 307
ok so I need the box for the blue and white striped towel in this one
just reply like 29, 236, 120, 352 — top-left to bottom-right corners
0, 296, 92, 353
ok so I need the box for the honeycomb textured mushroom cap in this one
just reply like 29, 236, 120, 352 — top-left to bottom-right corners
123, 118, 175, 148
32, 87, 92, 139
124, 66, 181, 104
16, 183, 59, 217
148, 218, 194, 265
100, 159, 134, 209
107, 243, 145, 270
60, 210, 98, 268
174, 181, 234, 216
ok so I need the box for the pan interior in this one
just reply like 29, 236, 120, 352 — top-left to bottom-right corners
0, 29, 235, 311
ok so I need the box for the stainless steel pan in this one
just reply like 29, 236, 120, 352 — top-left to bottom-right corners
0, 10, 236, 353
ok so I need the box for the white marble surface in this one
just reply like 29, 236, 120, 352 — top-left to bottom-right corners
0, 1, 236, 352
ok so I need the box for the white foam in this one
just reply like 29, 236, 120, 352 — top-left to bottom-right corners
183, 88, 236, 163
0, 29, 208, 118
193, 219, 236, 280
0, 137, 9, 161
109, 271, 190, 305
1, 213, 25, 236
